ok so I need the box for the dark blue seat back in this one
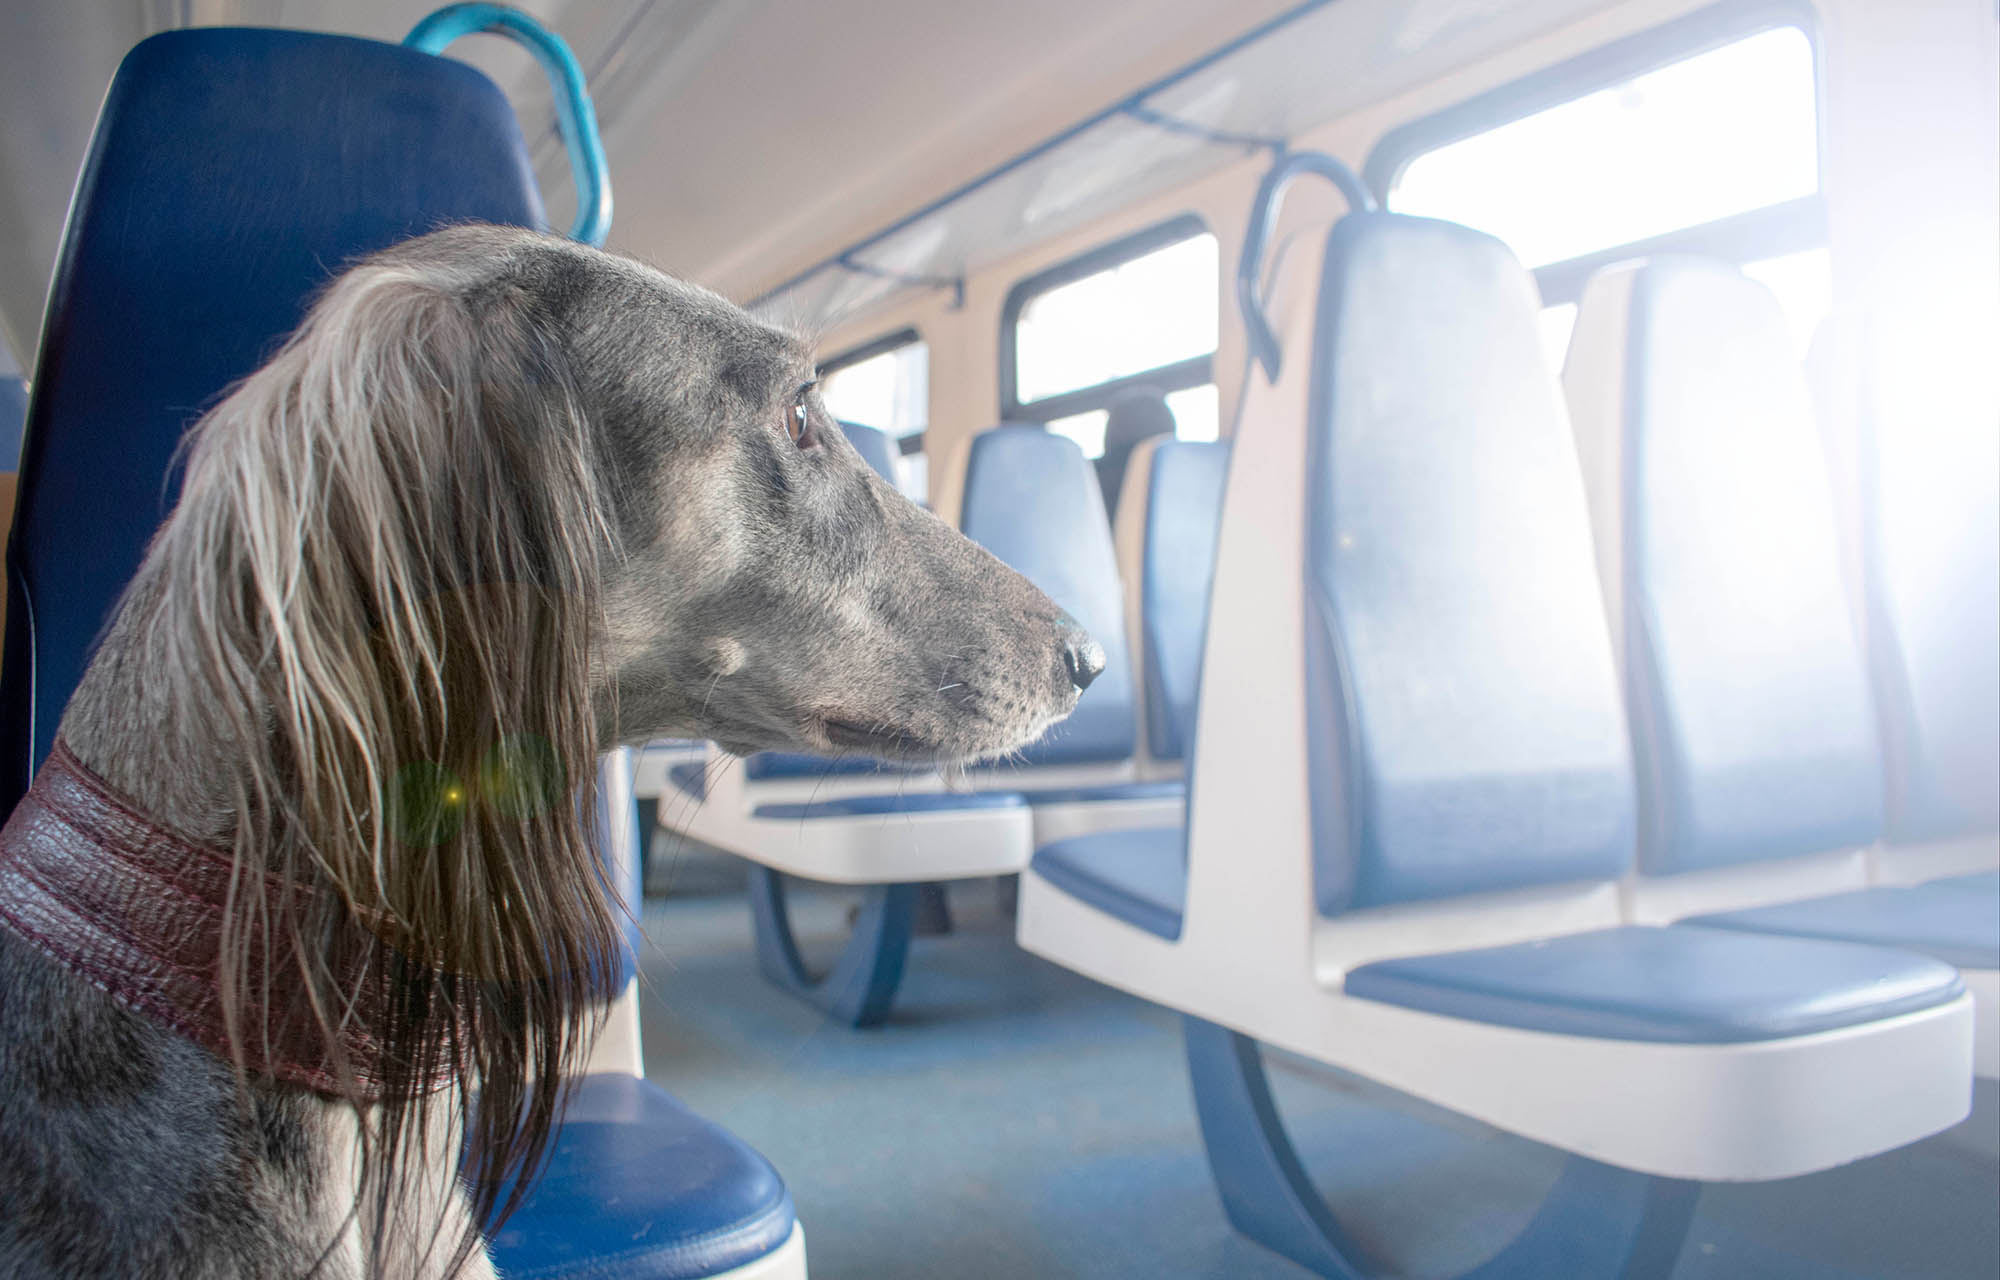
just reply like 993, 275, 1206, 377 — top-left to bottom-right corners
0, 29, 544, 814
1141, 440, 1227, 761
961, 425, 1136, 767
1578, 260, 1884, 873
839, 419, 900, 484
1304, 214, 1635, 915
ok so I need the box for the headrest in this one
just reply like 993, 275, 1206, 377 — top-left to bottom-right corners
838, 419, 900, 484
1140, 440, 1227, 761
961, 425, 1136, 766
0, 28, 544, 811
1566, 259, 1882, 873
1305, 214, 1633, 914
1096, 387, 1176, 519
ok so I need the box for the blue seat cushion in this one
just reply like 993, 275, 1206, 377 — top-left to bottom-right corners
487, 1073, 795, 1279
666, 761, 708, 801
752, 791, 1025, 820
1017, 780, 1184, 807
1691, 882, 1999, 970
743, 751, 906, 781
1031, 826, 1187, 941
1344, 925, 1964, 1043
1929, 870, 2000, 895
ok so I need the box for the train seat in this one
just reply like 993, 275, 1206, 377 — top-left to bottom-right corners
952, 423, 1186, 835
1023, 436, 1229, 943
492, 756, 804, 1280
1564, 258, 1998, 1077
1111, 436, 1229, 779
838, 417, 901, 482
1806, 309, 2000, 888
1016, 160, 1973, 1277
1, 25, 805, 1278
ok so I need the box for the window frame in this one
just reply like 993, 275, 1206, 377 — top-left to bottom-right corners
999, 213, 1216, 424
817, 326, 927, 457
1360, 0, 1825, 309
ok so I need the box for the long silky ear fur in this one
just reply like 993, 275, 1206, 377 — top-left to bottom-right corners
154, 254, 623, 1269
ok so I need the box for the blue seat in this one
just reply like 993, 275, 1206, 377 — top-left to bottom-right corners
0, 28, 550, 804
1567, 258, 1883, 880
1138, 440, 1228, 762
837, 418, 900, 483
752, 790, 1024, 820
3, 25, 802, 1277
960, 425, 1137, 767
1347, 924, 1964, 1043
1306, 216, 1635, 917
1691, 880, 1999, 970
488, 1073, 796, 1280
1017, 780, 1183, 807
1029, 826, 1185, 941
1933, 870, 2000, 895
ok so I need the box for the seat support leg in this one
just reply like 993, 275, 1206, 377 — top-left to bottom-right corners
747, 867, 915, 1027
1183, 1017, 1698, 1280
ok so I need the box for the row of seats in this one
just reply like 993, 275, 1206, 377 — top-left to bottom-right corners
1013, 156, 1994, 1278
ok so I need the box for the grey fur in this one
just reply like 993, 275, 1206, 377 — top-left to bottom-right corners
0, 225, 1084, 1278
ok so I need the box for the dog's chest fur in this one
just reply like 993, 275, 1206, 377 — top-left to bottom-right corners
0, 928, 489, 1279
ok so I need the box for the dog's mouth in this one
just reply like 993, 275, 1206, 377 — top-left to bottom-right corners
816, 716, 949, 761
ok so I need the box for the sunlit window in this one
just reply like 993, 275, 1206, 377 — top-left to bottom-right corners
1381, 23, 1825, 364
1014, 233, 1217, 404
820, 333, 929, 502
1005, 218, 1220, 458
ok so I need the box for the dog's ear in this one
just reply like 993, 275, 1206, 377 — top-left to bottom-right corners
165, 253, 623, 1257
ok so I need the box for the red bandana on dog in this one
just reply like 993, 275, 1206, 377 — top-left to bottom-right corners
0, 739, 423, 1100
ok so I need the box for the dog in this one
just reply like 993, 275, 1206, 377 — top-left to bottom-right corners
0, 223, 1101, 1278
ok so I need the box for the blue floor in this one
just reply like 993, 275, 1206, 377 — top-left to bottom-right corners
635, 849, 2000, 1280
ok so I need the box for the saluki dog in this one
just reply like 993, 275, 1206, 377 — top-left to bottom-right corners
0, 224, 1101, 1278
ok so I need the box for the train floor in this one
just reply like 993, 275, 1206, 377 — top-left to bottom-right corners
635, 840, 2000, 1280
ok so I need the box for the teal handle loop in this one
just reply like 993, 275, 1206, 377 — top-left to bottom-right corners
405, 3, 612, 247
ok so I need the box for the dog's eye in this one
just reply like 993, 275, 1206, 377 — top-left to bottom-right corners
787, 385, 820, 450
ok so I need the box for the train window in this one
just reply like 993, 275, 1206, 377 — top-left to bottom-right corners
819, 329, 930, 502
1002, 216, 1218, 457
1371, 12, 1827, 361
1044, 384, 1220, 459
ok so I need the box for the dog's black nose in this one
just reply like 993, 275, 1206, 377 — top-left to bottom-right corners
1058, 618, 1105, 693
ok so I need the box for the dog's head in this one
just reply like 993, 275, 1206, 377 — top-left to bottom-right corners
368, 224, 1099, 766
144, 224, 1100, 1241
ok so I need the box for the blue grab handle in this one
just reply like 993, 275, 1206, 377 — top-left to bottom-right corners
1237, 151, 1375, 382
405, 3, 612, 247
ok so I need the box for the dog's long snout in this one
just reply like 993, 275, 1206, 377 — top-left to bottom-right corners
1058, 617, 1106, 693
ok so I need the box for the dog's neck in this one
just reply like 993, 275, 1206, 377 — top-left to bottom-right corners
60, 564, 245, 845
0, 565, 434, 1098
0, 736, 405, 1096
